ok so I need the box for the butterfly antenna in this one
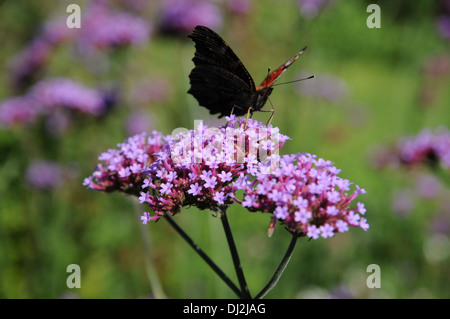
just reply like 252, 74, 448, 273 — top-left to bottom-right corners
271, 74, 315, 87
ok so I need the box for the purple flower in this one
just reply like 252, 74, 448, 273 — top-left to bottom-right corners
242, 194, 257, 208
396, 126, 450, 170
77, 3, 152, 52
306, 225, 320, 239
159, 0, 223, 36
226, 0, 253, 15
319, 223, 335, 238
26, 160, 63, 189
297, 0, 335, 19
42, 17, 76, 45
30, 78, 110, 116
139, 116, 288, 222
160, 182, 173, 194
141, 212, 151, 224
7, 39, 52, 91
274, 206, 289, 220
203, 175, 218, 189
336, 220, 349, 233
0, 97, 40, 126
437, 15, 450, 40
84, 131, 170, 195
188, 183, 202, 196
218, 171, 233, 182
235, 153, 368, 238
213, 191, 227, 205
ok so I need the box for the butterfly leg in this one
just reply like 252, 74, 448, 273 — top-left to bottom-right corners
255, 108, 275, 126
259, 98, 275, 127
230, 105, 236, 117
244, 106, 254, 130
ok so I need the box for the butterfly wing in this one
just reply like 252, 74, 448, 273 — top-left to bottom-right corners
256, 47, 307, 90
188, 25, 257, 117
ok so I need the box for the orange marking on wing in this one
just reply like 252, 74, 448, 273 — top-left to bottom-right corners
256, 47, 307, 90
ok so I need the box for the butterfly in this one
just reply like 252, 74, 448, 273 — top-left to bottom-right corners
187, 25, 308, 122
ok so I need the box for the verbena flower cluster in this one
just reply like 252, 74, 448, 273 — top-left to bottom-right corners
139, 116, 289, 223
85, 116, 368, 239
397, 126, 450, 170
83, 131, 170, 195
235, 153, 368, 238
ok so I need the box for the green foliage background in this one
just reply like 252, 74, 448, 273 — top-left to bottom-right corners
0, 0, 449, 298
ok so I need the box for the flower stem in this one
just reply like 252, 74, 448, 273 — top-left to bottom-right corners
133, 200, 166, 298
255, 234, 299, 299
219, 209, 252, 299
163, 214, 243, 298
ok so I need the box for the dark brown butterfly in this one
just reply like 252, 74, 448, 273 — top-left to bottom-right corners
187, 25, 307, 120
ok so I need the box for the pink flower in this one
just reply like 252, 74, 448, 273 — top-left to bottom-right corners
235, 153, 368, 238
83, 131, 170, 195
139, 116, 288, 221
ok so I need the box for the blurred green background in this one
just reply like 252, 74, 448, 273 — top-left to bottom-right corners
1, 0, 449, 298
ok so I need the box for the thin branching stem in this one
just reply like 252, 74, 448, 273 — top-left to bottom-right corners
219, 208, 252, 299
255, 234, 299, 299
163, 214, 243, 298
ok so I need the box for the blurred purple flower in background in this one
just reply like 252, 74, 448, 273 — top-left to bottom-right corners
0, 97, 39, 127
26, 160, 63, 189
158, 0, 223, 36
8, 39, 53, 92
77, 3, 152, 52
41, 17, 77, 45
1, 78, 113, 131
436, 15, 450, 40
296, 0, 334, 19
397, 127, 450, 170
226, 0, 253, 15
6, 1, 152, 92
30, 78, 110, 116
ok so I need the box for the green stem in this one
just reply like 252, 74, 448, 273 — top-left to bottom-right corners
133, 202, 166, 298
255, 234, 299, 299
139, 218, 166, 299
163, 214, 243, 298
219, 209, 252, 299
